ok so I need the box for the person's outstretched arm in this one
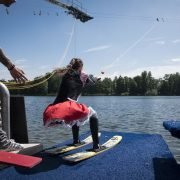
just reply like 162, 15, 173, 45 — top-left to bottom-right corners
0, 48, 28, 83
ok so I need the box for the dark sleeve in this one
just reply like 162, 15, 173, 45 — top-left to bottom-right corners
85, 74, 99, 86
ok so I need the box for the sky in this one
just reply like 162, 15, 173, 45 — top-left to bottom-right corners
0, 0, 180, 80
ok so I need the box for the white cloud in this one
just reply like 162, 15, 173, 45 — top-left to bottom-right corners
171, 58, 180, 62
121, 65, 180, 78
84, 45, 111, 53
172, 39, 180, 44
105, 65, 180, 79
102, 63, 116, 71
155, 41, 165, 45
144, 37, 163, 42
14, 59, 27, 65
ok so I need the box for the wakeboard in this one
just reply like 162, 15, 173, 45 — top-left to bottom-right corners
44, 132, 101, 155
62, 135, 122, 162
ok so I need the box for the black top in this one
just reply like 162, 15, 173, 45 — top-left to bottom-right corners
53, 71, 98, 104
53, 71, 83, 104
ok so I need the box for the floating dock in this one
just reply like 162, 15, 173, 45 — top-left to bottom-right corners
0, 131, 180, 180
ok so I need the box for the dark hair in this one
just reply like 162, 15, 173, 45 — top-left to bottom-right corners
68, 58, 83, 70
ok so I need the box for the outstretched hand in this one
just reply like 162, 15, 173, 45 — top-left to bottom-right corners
10, 66, 28, 83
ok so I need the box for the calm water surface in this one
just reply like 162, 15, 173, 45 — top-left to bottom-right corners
25, 96, 180, 157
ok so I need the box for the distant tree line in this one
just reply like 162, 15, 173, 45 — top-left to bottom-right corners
1, 71, 180, 96
83, 71, 180, 96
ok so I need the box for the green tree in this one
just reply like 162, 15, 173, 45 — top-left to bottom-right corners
141, 71, 148, 95
133, 75, 142, 95
101, 78, 112, 95
129, 78, 138, 95
115, 76, 125, 95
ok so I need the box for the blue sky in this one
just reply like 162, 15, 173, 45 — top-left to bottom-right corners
0, 0, 180, 80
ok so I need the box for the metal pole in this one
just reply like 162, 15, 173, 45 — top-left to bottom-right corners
0, 82, 10, 139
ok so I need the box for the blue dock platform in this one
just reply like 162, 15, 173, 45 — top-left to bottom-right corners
0, 131, 180, 180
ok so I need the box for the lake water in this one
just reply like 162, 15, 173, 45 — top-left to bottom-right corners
25, 96, 180, 158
